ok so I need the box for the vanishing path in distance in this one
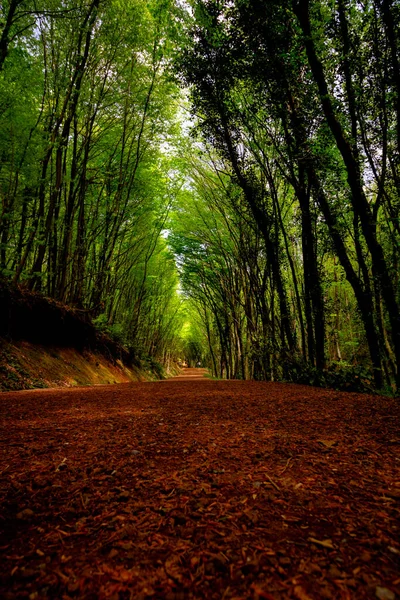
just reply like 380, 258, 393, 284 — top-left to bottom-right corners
1, 372, 399, 599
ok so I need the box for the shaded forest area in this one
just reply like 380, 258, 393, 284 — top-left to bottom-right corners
0, 279, 172, 390
1, 0, 400, 393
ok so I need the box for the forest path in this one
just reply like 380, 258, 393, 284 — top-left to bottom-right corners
168, 367, 210, 380
0, 379, 399, 599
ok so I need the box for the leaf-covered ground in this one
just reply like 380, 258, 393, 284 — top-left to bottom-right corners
1, 370, 399, 599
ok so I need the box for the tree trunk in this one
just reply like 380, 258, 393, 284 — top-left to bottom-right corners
294, 0, 400, 386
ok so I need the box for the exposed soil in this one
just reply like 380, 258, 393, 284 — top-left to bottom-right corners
0, 280, 149, 390
0, 370, 399, 599
0, 339, 156, 392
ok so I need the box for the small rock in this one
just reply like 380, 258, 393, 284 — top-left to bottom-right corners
131, 450, 141, 456
376, 587, 395, 600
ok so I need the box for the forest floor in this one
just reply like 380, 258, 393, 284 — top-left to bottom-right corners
0, 370, 399, 600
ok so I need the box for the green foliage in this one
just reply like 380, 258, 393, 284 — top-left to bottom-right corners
172, 0, 400, 391
92, 315, 126, 346
1, 0, 399, 392
282, 356, 376, 394
0, 0, 191, 369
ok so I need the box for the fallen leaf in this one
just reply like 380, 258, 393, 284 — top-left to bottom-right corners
293, 585, 314, 600
318, 440, 337, 448
328, 565, 342, 578
251, 583, 277, 599
16, 509, 34, 520
308, 537, 335, 549
375, 587, 395, 600
117, 490, 130, 501
164, 555, 182, 583
56, 458, 67, 471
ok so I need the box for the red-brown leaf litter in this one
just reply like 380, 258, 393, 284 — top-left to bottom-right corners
1, 369, 399, 599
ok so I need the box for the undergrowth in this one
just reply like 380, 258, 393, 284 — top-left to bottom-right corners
282, 357, 378, 394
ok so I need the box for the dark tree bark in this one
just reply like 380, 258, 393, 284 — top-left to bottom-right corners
293, 0, 400, 385
0, 0, 24, 70
310, 172, 383, 388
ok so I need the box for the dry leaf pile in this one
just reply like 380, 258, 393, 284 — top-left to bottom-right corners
0, 371, 399, 599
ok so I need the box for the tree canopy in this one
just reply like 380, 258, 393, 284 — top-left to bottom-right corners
1, 0, 399, 391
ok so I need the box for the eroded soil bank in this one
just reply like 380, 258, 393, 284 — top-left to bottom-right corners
0, 339, 152, 391
0, 373, 399, 599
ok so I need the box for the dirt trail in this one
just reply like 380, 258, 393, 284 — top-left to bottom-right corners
0, 373, 399, 599
168, 368, 209, 380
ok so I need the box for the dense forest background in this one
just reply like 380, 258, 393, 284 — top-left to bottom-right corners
0, 0, 399, 392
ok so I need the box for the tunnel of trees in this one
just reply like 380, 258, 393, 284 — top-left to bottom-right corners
0, 0, 399, 392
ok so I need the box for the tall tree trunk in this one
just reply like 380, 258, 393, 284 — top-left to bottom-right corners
310, 172, 383, 388
28, 0, 100, 291
220, 116, 295, 353
0, 0, 23, 70
294, 0, 400, 386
